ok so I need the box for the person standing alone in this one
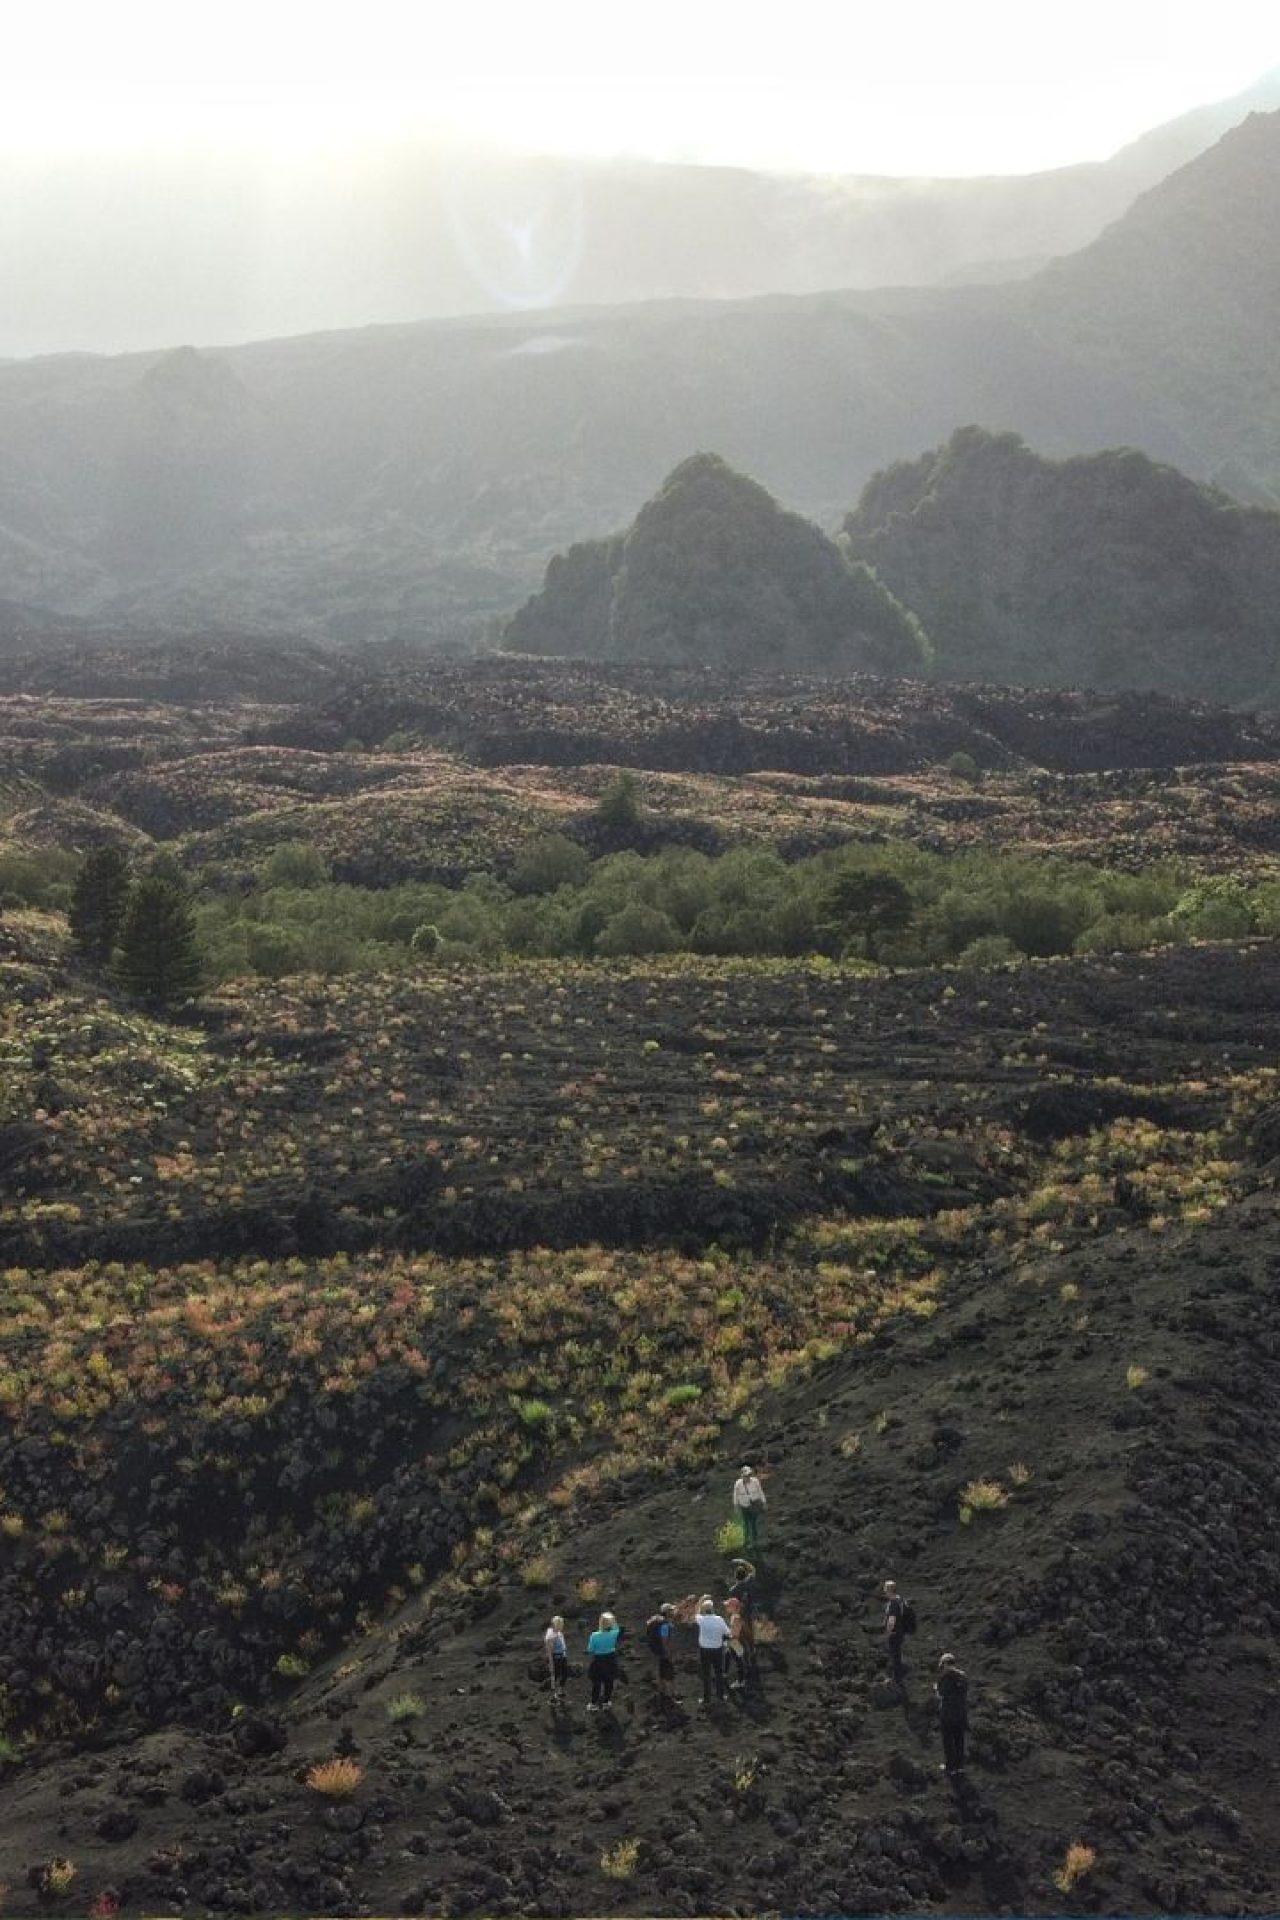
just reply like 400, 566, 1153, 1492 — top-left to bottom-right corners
544, 1614, 568, 1705
935, 1653, 969, 1774
733, 1466, 767, 1549
882, 1579, 908, 1685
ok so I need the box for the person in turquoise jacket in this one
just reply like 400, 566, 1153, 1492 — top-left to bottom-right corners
587, 1611, 623, 1711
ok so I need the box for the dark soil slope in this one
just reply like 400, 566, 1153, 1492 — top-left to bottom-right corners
0, 1189, 1277, 1916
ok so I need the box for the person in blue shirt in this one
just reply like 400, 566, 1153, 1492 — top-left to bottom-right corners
586, 1611, 623, 1711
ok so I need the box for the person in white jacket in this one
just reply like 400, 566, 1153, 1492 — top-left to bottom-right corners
732, 1465, 767, 1548
695, 1597, 731, 1705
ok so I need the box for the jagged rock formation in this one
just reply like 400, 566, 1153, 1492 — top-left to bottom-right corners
0, 115, 1278, 656
843, 427, 1280, 703
503, 453, 928, 674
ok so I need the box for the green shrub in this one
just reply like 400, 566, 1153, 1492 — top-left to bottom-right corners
0, 847, 80, 908
261, 843, 330, 888
511, 833, 591, 896
1169, 877, 1256, 941
386, 1691, 426, 1722
594, 903, 680, 956
945, 750, 980, 783
717, 1516, 747, 1555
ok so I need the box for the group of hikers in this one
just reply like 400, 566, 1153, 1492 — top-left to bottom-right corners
543, 1555, 761, 1715
539, 1467, 971, 1777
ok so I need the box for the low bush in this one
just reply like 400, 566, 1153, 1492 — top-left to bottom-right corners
600, 1838, 641, 1880
386, 1692, 426, 1723
306, 1757, 364, 1798
1052, 1842, 1097, 1893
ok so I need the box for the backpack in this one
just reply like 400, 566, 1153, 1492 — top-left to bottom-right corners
645, 1615, 668, 1656
901, 1597, 918, 1636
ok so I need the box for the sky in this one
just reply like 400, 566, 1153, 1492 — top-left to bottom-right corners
2, 0, 1278, 177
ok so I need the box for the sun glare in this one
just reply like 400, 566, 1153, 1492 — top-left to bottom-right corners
0, 0, 1276, 172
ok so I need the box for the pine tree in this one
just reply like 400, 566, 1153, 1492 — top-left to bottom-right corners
115, 875, 203, 1005
68, 846, 131, 966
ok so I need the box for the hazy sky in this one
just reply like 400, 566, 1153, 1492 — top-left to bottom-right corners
3, 0, 1277, 176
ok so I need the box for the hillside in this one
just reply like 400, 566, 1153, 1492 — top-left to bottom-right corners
842, 428, 1280, 703
1, 924, 1278, 1914
0, 113, 1277, 645
503, 453, 928, 674
3, 650, 1280, 1910
1027, 110, 1280, 504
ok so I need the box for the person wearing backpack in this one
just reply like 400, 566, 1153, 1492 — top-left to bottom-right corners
733, 1466, 767, 1549
645, 1603, 681, 1705
882, 1579, 913, 1684
935, 1653, 969, 1774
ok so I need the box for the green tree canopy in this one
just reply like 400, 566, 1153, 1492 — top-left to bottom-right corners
116, 876, 203, 1005
69, 846, 131, 966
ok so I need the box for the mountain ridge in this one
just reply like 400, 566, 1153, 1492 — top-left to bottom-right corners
0, 110, 1277, 652
5, 69, 1279, 359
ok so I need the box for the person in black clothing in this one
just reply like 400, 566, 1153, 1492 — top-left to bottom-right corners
882, 1579, 907, 1684
644, 1603, 681, 1705
936, 1653, 969, 1774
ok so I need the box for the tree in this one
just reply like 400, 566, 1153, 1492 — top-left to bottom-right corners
1168, 876, 1257, 941
820, 870, 913, 957
116, 876, 203, 1005
511, 833, 591, 896
262, 842, 330, 889
594, 773, 644, 834
69, 846, 131, 966
594, 903, 680, 956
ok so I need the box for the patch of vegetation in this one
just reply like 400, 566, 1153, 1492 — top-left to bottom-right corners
305, 1758, 363, 1798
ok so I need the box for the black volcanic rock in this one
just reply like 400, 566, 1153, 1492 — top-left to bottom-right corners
504, 452, 928, 674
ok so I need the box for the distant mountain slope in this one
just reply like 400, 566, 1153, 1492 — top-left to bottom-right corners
1026, 110, 1280, 503
503, 452, 928, 674
842, 427, 1280, 704
0, 111, 1277, 648
4, 71, 1278, 356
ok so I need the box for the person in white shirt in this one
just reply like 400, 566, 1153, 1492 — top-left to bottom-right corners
695, 1596, 731, 1706
543, 1615, 568, 1703
732, 1465, 767, 1548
